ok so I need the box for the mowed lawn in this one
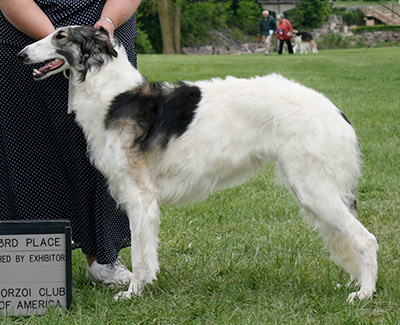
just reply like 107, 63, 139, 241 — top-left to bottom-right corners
5, 47, 400, 323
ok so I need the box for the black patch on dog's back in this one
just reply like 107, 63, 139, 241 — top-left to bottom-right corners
351, 197, 357, 213
105, 82, 202, 152
340, 112, 352, 125
298, 31, 313, 42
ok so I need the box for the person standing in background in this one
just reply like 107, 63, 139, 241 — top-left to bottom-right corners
276, 13, 294, 55
0, 0, 141, 287
257, 10, 276, 56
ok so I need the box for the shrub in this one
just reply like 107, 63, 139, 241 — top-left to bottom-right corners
135, 23, 156, 54
318, 33, 352, 49
352, 25, 400, 34
332, 8, 365, 26
286, 0, 332, 29
231, 0, 262, 35
181, 0, 232, 47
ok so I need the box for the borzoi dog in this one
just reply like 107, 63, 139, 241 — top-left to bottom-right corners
293, 31, 318, 54
18, 26, 377, 302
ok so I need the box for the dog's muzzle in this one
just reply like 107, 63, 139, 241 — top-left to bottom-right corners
17, 51, 30, 64
18, 49, 65, 80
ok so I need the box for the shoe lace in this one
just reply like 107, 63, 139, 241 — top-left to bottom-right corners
106, 257, 129, 274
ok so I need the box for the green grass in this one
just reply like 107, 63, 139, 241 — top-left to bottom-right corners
4, 47, 400, 323
333, 1, 392, 8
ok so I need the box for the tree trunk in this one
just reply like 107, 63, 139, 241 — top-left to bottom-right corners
173, 4, 181, 54
157, 0, 175, 54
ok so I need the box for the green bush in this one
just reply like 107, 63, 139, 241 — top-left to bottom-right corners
230, 0, 262, 34
318, 33, 352, 49
332, 7, 365, 26
286, 0, 332, 29
136, 0, 162, 53
180, 0, 233, 46
135, 23, 156, 54
353, 25, 400, 34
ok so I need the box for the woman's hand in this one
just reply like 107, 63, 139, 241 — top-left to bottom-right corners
94, 17, 115, 37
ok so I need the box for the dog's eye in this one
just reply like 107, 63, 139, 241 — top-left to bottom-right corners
55, 32, 67, 40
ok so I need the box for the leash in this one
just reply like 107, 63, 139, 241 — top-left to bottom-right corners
63, 70, 74, 114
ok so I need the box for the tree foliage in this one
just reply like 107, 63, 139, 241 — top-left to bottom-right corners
332, 7, 365, 26
135, 0, 162, 53
285, 0, 332, 29
230, 0, 262, 34
135, 0, 333, 54
180, 0, 233, 46
136, 0, 262, 53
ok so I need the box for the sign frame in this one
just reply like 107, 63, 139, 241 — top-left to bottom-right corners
0, 220, 72, 315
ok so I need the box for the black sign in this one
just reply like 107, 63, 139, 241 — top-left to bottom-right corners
0, 220, 72, 316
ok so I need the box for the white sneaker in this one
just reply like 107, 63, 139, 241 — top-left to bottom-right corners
86, 258, 131, 287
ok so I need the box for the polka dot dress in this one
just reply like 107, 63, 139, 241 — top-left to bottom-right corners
0, 0, 138, 264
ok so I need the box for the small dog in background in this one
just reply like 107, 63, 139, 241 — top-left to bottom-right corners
293, 30, 318, 54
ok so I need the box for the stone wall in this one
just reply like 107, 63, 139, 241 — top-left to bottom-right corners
181, 24, 400, 55
181, 42, 262, 55
351, 31, 400, 45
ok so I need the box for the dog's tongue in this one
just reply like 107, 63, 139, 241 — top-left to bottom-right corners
33, 58, 65, 78
36, 59, 65, 75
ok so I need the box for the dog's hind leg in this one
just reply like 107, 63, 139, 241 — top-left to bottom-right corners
301, 190, 377, 302
310, 41, 318, 54
114, 181, 160, 300
317, 226, 360, 285
279, 163, 378, 302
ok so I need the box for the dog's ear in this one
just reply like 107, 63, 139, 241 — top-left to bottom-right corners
95, 27, 118, 58
77, 26, 118, 81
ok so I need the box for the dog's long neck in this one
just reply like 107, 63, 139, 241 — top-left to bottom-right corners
70, 45, 143, 127
73, 45, 143, 104
68, 45, 145, 174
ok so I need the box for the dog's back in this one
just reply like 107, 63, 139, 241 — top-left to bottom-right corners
299, 31, 313, 42
152, 74, 352, 204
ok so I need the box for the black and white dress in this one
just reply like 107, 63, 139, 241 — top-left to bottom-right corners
0, 0, 137, 264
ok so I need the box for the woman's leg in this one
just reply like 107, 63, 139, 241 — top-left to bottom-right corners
278, 39, 284, 54
287, 39, 294, 54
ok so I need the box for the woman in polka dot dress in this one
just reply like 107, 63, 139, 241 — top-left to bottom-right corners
0, 0, 141, 286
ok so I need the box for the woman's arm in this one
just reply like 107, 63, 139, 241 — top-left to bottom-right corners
0, 0, 55, 40
286, 19, 294, 32
94, 0, 141, 36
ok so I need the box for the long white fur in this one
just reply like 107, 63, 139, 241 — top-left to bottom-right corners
19, 27, 378, 302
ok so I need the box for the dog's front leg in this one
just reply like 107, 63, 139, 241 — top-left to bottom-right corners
114, 186, 160, 300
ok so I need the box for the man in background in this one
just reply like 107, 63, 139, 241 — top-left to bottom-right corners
257, 10, 276, 56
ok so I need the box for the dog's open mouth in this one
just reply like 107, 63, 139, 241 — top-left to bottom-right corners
33, 58, 65, 79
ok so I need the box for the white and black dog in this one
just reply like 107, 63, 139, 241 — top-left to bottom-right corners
18, 26, 377, 302
293, 30, 318, 54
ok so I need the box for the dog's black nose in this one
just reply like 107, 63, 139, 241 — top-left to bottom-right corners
17, 51, 28, 62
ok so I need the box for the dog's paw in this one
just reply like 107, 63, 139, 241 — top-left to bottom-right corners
336, 279, 355, 290
347, 289, 373, 303
114, 290, 133, 301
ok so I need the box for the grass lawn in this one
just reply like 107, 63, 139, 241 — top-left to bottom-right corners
4, 47, 400, 323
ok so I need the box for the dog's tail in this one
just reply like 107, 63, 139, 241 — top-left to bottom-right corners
350, 192, 357, 217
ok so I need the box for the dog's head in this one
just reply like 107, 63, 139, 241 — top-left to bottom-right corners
18, 26, 118, 81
